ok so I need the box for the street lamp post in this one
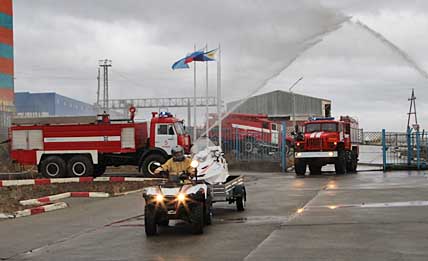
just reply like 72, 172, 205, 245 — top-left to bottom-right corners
289, 77, 303, 132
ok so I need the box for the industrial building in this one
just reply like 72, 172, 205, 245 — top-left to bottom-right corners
227, 90, 331, 123
15, 92, 96, 117
0, 0, 14, 139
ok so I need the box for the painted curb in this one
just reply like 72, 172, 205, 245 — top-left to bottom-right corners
0, 177, 163, 187
0, 202, 69, 219
19, 192, 110, 206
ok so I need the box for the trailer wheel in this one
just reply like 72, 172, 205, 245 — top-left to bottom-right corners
335, 149, 347, 175
294, 159, 306, 177
141, 154, 167, 177
93, 164, 106, 177
236, 196, 245, 211
144, 205, 157, 236
190, 204, 204, 235
40, 156, 67, 178
67, 155, 94, 177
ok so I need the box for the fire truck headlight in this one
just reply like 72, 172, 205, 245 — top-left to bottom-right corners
177, 193, 186, 202
297, 152, 302, 157
328, 152, 334, 157
155, 194, 164, 202
296, 142, 300, 147
190, 160, 199, 168
333, 142, 337, 146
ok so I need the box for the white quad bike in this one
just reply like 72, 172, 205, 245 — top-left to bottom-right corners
143, 139, 246, 236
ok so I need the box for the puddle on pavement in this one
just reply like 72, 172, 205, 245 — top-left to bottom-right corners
214, 215, 288, 225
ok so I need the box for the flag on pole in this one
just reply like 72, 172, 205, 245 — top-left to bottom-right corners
171, 48, 217, 70
171, 57, 190, 69
172, 50, 204, 70
194, 48, 218, 62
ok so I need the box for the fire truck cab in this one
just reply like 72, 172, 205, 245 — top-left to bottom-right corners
10, 111, 191, 178
294, 116, 359, 177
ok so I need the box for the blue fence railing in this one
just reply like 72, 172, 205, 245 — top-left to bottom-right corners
382, 128, 428, 170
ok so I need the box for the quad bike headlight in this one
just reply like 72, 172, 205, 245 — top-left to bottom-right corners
190, 160, 199, 168
177, 193, 186, 202
155, 194, 164, 202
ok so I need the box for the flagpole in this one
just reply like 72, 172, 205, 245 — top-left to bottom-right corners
217, 43, 222, 148
205, 44, 209, 146
193, 44, 197, 142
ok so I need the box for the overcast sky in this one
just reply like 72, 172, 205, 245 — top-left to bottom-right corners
12, 0, 428, 131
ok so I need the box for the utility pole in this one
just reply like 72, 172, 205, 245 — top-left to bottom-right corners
407, 88, 419, 131
96, 68, 100, 110
99, 59, 112, 111
289, 76, 303, 131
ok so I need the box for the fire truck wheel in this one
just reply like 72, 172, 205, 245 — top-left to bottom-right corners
40, 156, 67, 178
243, 138, 255, 153
141, 154, 167, 177
347, 151, 358, 173
335, 149, 347, 175
294, 159, 306, 177
67, 155, 94, 177
93, 164, 106, 177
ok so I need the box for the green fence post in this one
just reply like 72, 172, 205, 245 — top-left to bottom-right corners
382, 129, 387, 171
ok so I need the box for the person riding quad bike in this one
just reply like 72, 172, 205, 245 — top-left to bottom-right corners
154, 145, 195, 180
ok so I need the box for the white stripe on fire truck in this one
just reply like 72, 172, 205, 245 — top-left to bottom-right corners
231, 124, 272, 133
44, 136, 121, 143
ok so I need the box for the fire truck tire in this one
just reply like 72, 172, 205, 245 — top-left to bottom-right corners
190, 204, 204, 235
144, 205, 157, 236
243, 138, 255, 153
294, 159, 306, 177
67, 155, 94, 177
141, 154, 167, 177
335, 149, 347, 175
347, 151, 358, 173
93, 164, 107, 177
40, 156, 67, 178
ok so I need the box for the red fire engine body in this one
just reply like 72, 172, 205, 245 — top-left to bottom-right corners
209, 113, 293, 153
10, 111, 190, 178
294, 116, 359, 176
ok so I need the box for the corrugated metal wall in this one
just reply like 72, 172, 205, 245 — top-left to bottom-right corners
0, 0, 14, 140
15, 92, 96, 117
227, 90, 329, 117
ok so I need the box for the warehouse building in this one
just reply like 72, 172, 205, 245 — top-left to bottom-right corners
227, 90, 331, 123
15, 92, 96, 117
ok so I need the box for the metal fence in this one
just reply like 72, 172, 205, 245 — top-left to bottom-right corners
382, 129, 428, 170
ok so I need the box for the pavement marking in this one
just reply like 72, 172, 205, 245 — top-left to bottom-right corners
305, 200, 428, 211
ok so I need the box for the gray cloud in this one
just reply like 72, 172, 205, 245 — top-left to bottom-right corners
12, 0, 428, 131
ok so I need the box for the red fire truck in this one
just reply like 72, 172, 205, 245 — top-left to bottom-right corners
294, 116, 359, 177
10, 111, 191, 178
208, 113, 293, 154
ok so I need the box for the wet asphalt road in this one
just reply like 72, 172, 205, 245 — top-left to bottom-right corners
2, 168, 428, 260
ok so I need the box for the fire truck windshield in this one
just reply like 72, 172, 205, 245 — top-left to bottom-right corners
305, 123, 337, 133
174, 122, 185, 135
